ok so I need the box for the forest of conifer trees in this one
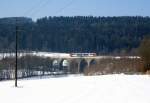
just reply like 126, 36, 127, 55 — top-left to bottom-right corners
0, 16, 150, 54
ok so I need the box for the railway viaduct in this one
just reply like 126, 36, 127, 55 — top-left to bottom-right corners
51, 56, 100, 73
50, 56, 140, 73
0, 52, 141, 74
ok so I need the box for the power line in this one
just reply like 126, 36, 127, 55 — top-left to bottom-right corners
23, 0, 43, 16
23, 0, 53, 17
29, 0, 53, 17
55, 0, 76, 15
23, 0, 76, 18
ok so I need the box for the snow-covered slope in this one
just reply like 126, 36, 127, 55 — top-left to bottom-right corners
0, 75, 150, 103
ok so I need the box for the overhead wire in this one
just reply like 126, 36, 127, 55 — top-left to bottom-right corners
23, 0, 43, 17
23, 0, 76, 18
23, 0, 53, 18
55, 0, 76, 15
29, 0, 53, 17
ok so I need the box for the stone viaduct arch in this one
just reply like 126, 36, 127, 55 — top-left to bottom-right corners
79, 59, 88, 73
51, 57, 100, 73
89, 59, 97, 68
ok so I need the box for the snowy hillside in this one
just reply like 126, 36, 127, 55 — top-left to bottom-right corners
0, 75, 150, 103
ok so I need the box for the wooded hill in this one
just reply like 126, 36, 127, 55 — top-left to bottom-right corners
0, 16, 150, 54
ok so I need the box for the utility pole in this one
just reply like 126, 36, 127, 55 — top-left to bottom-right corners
15, 19, 18, 87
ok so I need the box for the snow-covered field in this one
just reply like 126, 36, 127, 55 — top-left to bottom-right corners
0, 75, 150, 103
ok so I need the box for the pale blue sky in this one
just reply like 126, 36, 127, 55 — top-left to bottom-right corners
0, 0, 150, 20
